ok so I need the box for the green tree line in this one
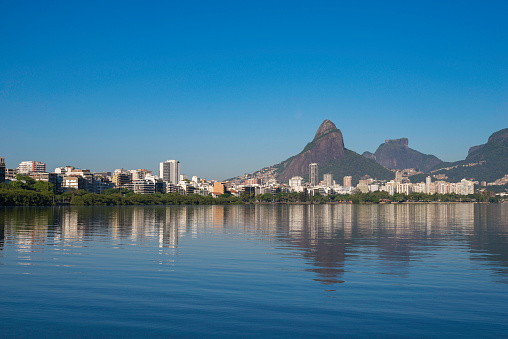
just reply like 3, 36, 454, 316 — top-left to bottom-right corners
251, 190, 500, 204
61, 190, 244, 206
0, 175, 54, 206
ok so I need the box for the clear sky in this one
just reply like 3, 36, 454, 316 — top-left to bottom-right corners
1, 1, 507, 180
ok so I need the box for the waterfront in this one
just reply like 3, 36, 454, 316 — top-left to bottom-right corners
1, 204, 508, 337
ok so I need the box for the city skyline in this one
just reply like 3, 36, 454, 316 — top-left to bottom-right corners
1, 1, 506, 180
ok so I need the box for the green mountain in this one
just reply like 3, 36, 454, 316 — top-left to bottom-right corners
430, 128, 508, 182
317, 149, 394, 185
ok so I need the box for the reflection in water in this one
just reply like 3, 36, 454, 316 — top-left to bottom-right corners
0, 204, 507, 284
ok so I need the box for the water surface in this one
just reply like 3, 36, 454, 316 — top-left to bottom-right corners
1, 204, 508, 337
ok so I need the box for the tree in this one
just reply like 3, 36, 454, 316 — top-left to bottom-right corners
16, 174, 36, 186
33, 181, 54, 193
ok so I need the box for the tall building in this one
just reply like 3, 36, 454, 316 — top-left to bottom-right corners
323, 173, 333, 187
343, 176, 352, 187
309, 163, 319, 186
159, 160, 180, 184
18, 161, 46, 174
0, 157, 5, 183
395, 170, 403, 183
460, 178, 474, 195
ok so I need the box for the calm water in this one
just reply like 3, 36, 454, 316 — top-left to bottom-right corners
1, 204, 508, 338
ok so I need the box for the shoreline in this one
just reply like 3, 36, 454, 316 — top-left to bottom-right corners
1, 201, 501, 208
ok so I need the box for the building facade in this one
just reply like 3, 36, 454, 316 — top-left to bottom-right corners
112, 173, 131, 188
0, 157, 5, 183
323, 173, 333, 187
63, 176, 87, 190
395, 170, 403, 183
212, 182, 226, 195
244, 178, 262, 185
159, 160, 180, 184
288, 176, 304, 192
309, 163, 318, 186
18, 161, 46, 174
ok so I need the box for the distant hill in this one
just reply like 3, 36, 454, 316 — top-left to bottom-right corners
367, 138, 443, 172
430, 128, 508, 183
272, 120, 394, 185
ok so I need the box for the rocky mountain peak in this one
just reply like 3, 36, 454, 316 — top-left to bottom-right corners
384, 138, 409, 148
488, 128, 508, 143
468, 128, 508, 157
277, 119, 346, 183
372, 137, 442, 172
314, 119, 337, 140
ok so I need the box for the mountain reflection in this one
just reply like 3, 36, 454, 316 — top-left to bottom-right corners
0, 204, 507, 284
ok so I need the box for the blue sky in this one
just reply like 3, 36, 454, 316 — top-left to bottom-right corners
1, 1, 506, 180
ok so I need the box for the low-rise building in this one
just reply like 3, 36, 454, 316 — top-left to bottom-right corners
244, 178, 262, 185
129, 180, 156, 194
289, 176, 304, 192
63, 176, 87, 190
212, 182, 227, 195
112, 173, 131, 188
5, 168, 17, 181
165, 183, 177, 193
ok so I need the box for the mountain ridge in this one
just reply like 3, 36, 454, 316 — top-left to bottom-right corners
429, 128, 508, 182
227, 121, 507, 186
367, 138, 443, 172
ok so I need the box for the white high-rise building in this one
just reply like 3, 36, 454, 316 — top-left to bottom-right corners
426, 176, 432, 194
159, 160, 180, 184
323, 173, 333, 187
395, 170, 403, 183
460, 178, 474, 195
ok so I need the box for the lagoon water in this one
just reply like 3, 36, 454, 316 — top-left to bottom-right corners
1, 204, 508, 337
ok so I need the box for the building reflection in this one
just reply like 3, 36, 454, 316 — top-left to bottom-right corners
0, 203, 507, 284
